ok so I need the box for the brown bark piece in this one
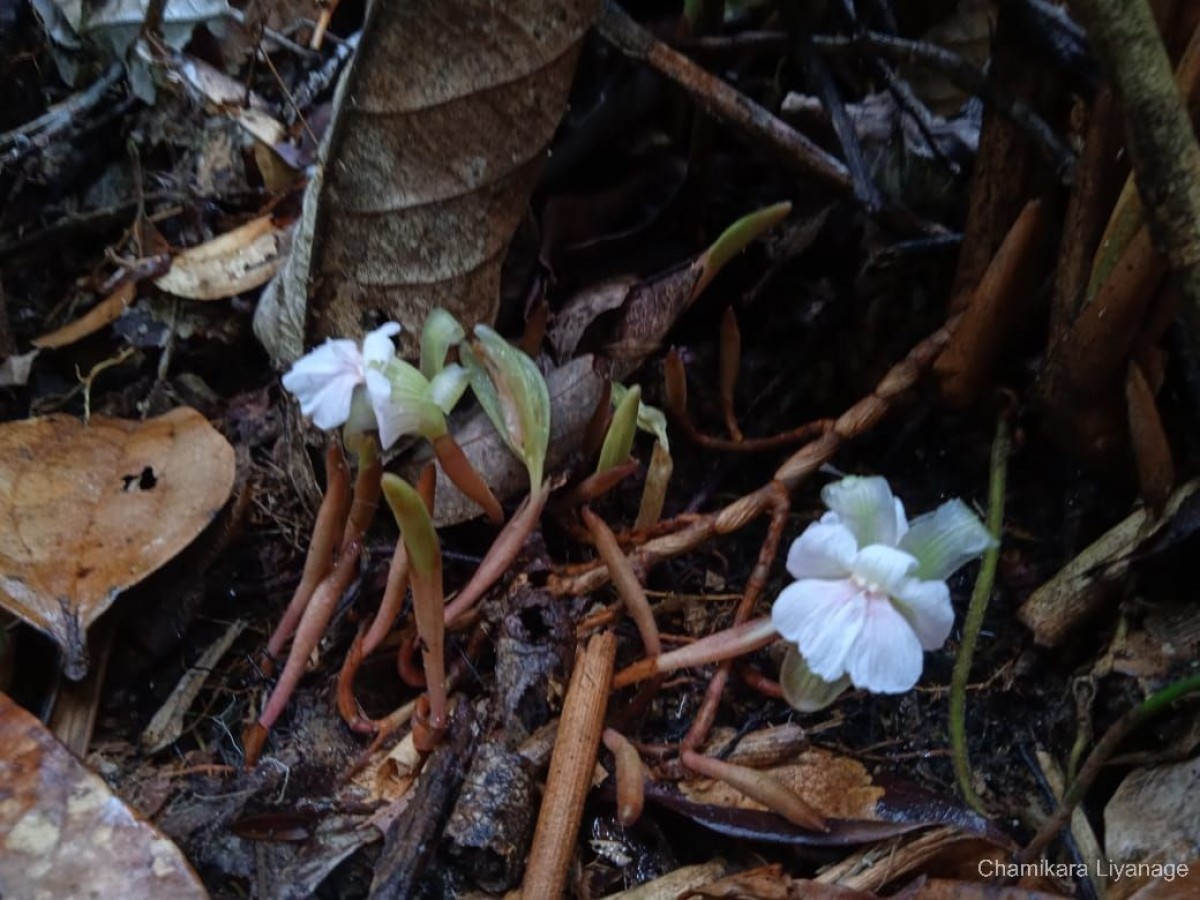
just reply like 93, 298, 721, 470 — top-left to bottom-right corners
369, 703, 478, 898
444, 742, 538, 892
493, 585, 576, 746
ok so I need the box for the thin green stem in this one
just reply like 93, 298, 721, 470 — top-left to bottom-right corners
1018, 671, 1200, 863
950, 413, 1009, 812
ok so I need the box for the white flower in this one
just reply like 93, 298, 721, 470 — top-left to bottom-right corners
772, 475, 995, 706
280, 322, 401, 440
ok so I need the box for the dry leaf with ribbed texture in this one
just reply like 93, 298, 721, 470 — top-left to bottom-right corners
0, 408, 235, 678
0, 691, 207, 899
254, 0, 601, 363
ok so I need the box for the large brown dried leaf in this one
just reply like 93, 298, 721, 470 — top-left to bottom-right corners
0, 691, 207, 898
254, 0, 600, 363
0, 408, 236, 678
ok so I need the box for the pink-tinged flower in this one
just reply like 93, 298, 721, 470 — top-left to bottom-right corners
281, 323, 401, 434
771, 475, 995, 710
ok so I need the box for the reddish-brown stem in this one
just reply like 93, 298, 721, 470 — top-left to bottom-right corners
555, 460, 638, 510
263, 441, 350, 669
432, 433, 503, 524
684, 480, 789, 752
248, 537, 363, 765
581, 506, 661, 657
680, 749, 827, 832
363, 541, 408, 657
738, 662, 784, 699
612, 616, 778, 689
443, 481, 551, 625
396, 631, 426, 688
341, 453, 381, 550
719, 306, 744, 441
336, 624, 375, 734
603, 728, 646, 827
581, 381, 614, 461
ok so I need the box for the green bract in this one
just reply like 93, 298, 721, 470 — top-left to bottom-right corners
597, 384, 641, 473
373, 357, 470, 444
780, 646, 851, 712
462, 325, 551, 489
611, 382, 669, 452
381, 474, 439, 577
420, 308, 466, 380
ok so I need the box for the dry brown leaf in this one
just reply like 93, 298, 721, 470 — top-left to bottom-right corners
0, 691, 207, 898
254, 0, 601, 363
155, 215, 291, 300
678, 747, 884, 820
32, 281, 136, 349
0, 408, 236, 678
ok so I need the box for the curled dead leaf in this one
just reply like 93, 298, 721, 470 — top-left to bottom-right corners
0, 408, 236, 678
155, 215, 291, 301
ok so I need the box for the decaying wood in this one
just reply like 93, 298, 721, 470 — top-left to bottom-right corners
523, 631, 617, 898
369, 703, 478, 898
1017, 479, 1200, 646
443, 742, 538, 892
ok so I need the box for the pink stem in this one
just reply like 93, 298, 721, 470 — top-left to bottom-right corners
264, 442, 349, 664
443, 481, 551, 624
256, 538, 362, 733
612, 616, 778, 689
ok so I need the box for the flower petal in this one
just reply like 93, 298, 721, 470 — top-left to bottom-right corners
785, 522, 857, 580
898, 499, 996, 581
362, 322, 401, 368
821, 476, 902, 547
772, 579, 867, 681
843, 597, 924, 693
851, 545, 918, 596
779, 646, 851, 713
891, 578, 955, 650
429, 363, 469, 414
281, 339, 363, 429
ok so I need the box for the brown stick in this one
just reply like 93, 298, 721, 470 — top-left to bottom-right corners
597, 2, 852, 193
523, 631, 617, 898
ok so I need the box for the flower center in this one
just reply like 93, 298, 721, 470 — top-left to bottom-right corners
849, 573, 887, 597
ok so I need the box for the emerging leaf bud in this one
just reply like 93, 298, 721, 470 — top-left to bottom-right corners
461, 325, 551, 490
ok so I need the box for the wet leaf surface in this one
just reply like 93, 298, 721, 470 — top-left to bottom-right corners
0, 690, 207, 899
